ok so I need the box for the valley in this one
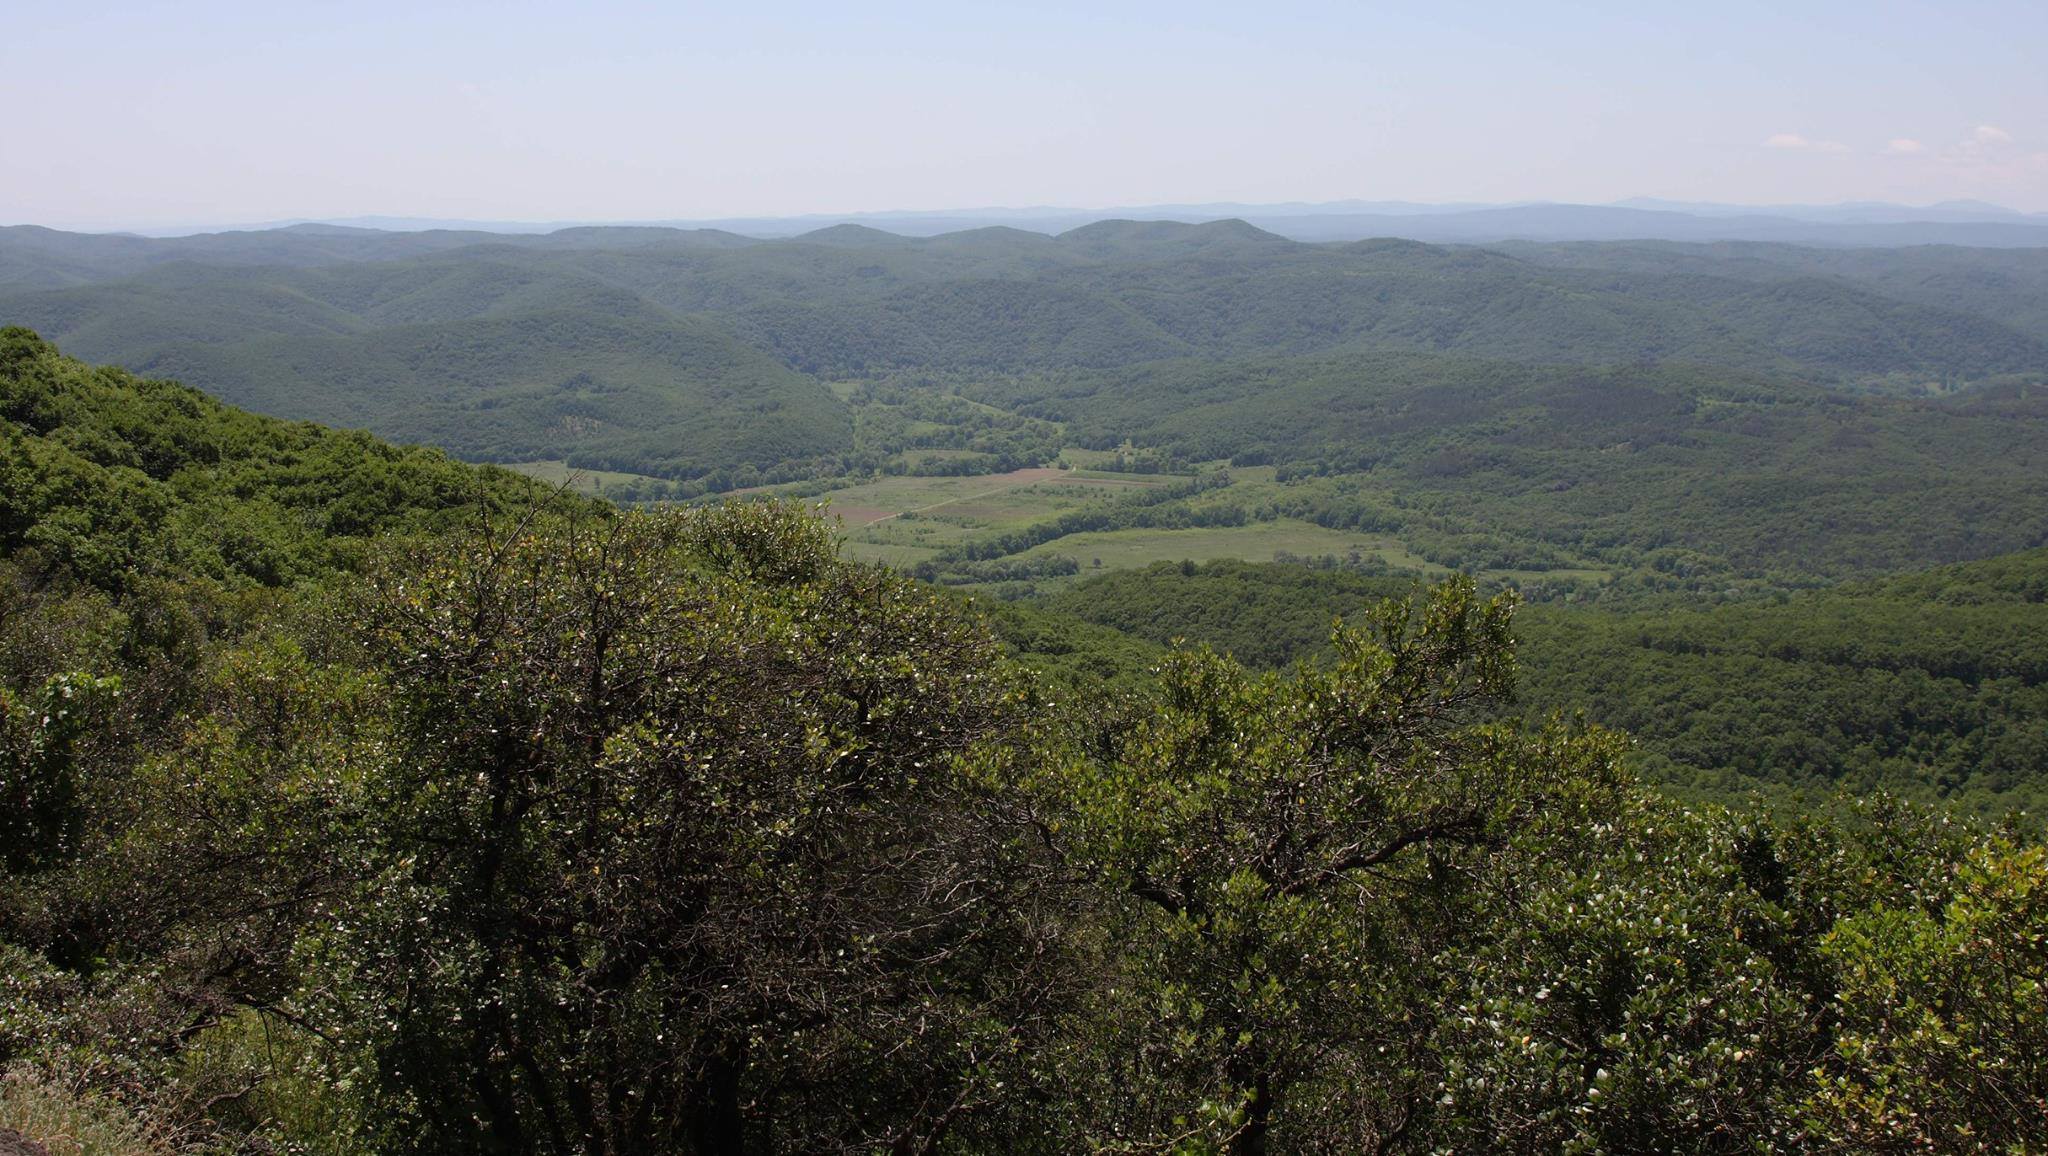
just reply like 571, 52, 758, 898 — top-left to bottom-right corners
5, 213, 2047, 1152
7, 219, 2045, 819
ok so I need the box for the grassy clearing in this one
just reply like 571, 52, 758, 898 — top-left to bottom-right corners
1057, 447, 1185, 472
755, 464, 1613, 586
503, 460, 670, 496
1066, 470, 1180, 483
1053, 447, 1121, 469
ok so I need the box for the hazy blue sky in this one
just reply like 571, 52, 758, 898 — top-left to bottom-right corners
5, 0, 2044, 228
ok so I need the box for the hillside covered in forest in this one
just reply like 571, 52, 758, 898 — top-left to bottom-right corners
3, 335, 2046, 1154
4, 222, 2046, 491
1028, 555, 2048, 813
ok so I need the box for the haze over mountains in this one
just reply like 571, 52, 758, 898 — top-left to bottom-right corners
6, 215, 2048, 491
5, 211, 2045, 591
45, 196, 2048, 247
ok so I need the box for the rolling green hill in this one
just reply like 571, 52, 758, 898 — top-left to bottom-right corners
7, 223, 2047, 470
0, 326, 553, 589
1499, 239, 2048, 340
3, 223, 2046, 578
0, 262, 854, 481
135, 304, 850, 479
958, 352, 2048, 577
0, 222, 760, 289
1026, 553, 2048, 813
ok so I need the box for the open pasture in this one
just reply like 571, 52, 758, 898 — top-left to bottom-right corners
1018, 520, 1445, 574
504, 459, 674, 495
815, 466, 1173, 533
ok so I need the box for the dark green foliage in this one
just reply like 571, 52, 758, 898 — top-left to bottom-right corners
0, 672, 119, 873
1039, 559, 1422, 667
1034, 555, 2048, 813
1424, 799, 1923, 1152
0, 327, 554, 591
8, 222, 2048, 490
299, 504, 1067, 1153
5, 271, 2048, 1153
3, 485, 2043, 1151
1015, 580, 1632, 1151
1517, 551, 2048, 812
971, 594, 1165, 693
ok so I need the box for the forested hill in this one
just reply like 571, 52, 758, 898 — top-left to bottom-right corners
0, 326, 557, 590
1496, 238, 2048, 335
1033, 554, 2048, 814
3, 222, 2045, 484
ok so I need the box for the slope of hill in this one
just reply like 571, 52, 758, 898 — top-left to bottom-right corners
0, 326, 551, 589
0, 253, 856, 482
1027, 553, 2048, 812
1498, 240, 2048, 339
963, 350, 2048, 576
1055, 217, 1296, 260
137, 305, 852, 480
1519, 552, 2048, 809
623, 228, 2048, 377
3, 222, 2046, 489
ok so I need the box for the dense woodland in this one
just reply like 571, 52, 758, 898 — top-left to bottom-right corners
3, 212, 2048, 1154
1030, 558, 2048, 815
3, 322, 2048, 1154
5, 221, 2047, 489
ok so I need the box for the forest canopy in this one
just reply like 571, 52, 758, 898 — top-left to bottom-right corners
6, 224, 2047, 485
3, 339, 2045, 1153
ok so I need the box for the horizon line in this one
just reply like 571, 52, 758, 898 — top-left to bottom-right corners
12, 194, 2048, 239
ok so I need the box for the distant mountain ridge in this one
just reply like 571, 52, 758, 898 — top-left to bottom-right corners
32, 197, 2048, 246
4, 217, 2047, 488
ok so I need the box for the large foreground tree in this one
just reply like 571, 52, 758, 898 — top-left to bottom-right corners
1025, 580, 1631, 1152
302, 503, 1075, 1154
